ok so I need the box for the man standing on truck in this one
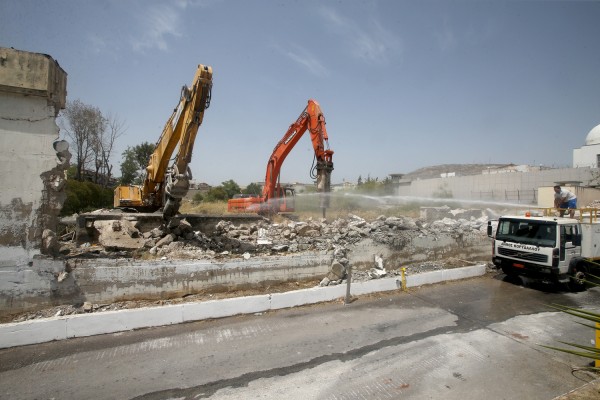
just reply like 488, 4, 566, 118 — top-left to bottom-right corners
553, 185, 577, 218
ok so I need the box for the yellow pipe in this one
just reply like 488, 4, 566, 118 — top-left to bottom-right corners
596, 322, 600, 368
401, 267, 407, 291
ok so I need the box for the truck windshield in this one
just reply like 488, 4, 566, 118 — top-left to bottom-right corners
495, 219, 556, 247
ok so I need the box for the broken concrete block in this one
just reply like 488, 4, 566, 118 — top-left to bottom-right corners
112, 221, 122, 232
375, 254, 384, 269
257, 228, 272, 245
126, 225, 140, 238
41, 229, 60, 257
184, 232, 195, 240
150, 227, 164, 238
156, 233, 177, 248
57, 271, 68, 282
94, 220, 145, 251
179, 219, 193, 234
329, 260, 346, 280
295, 225, 313, 236
167, 217, 181, 230
271, 245, 289, 252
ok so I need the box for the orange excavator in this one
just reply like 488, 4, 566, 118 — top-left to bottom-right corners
114, 64, 213, 219
227, 99, 334, 215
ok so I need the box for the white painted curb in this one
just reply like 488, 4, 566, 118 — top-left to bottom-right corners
0, 264, 486, 349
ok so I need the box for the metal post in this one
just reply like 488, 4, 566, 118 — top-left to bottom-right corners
345, 265, 352, 305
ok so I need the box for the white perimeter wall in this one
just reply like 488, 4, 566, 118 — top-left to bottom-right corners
397, 167, 598, 205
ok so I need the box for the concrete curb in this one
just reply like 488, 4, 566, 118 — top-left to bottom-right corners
0, 264, 487, 349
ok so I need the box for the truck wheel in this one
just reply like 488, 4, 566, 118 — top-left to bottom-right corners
567, 264, 588, 292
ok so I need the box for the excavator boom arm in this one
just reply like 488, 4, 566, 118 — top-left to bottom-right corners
262, 99, 333, 202
114, 64, 213, 219
227, 99, 334, 215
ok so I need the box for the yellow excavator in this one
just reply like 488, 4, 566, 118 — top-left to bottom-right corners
114, 64, 213, 219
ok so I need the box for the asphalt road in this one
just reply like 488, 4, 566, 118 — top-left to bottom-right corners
1, 272, 599, 400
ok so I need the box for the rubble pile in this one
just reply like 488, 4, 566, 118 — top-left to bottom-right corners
67, 212, 490, 261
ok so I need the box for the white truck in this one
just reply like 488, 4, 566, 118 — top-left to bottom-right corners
487, 212, 600, 291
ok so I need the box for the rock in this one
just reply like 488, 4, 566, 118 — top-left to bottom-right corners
179, 219, 193, 234
42, 229, 60, 257
112, 221, 122, 231
156, 233, 177, 248
95, 220, 145, 251
167, 217, 181, 230
329, 260, 346, 280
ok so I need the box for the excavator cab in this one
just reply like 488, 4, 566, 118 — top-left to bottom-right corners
275, 186, 295, 213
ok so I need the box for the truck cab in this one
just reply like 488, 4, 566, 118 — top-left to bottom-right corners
488, 213, 598, 290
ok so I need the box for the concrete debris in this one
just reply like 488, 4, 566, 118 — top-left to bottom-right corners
328, 260, 346, 280
375, 254, 384, 269
42, 229, 61, 257
586, 200, 600, 208
58, 208, 490, 265
57, 271, 68, 282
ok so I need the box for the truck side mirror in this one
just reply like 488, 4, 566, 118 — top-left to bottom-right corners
487, 221, 493, 238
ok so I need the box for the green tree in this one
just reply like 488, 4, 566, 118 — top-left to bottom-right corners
205, 187, 228, 202
381, 176, 396, 195
243, 182, 262, 196
192, 192, 204, 203
61, 180, 113, 216
221, 179, 241, 199
119, 142, 154, 185
356, 175, 381, 194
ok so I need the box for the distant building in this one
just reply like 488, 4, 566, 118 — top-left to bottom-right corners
189, 181, 212, 193
332, 181, 355, 191
482, 164, 550, 174
389, 173, 411, 188
573, 123, 600, 168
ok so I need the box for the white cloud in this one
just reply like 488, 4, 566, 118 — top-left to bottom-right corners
175, 0, 223, 8
275, 43, 329, 78
130, 4, 182, 52
318, 6, 400, 65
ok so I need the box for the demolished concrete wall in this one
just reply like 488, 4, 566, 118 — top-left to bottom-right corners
0, 211, 492, 318
0, 48, 69, 266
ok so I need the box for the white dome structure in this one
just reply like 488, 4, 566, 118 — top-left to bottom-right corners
574, 123, 600, 168
585, 124, 600, 146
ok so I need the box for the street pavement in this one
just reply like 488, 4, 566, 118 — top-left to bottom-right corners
0, 272, 599, 399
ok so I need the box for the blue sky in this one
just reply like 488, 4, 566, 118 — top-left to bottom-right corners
2, 0, 599, 186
